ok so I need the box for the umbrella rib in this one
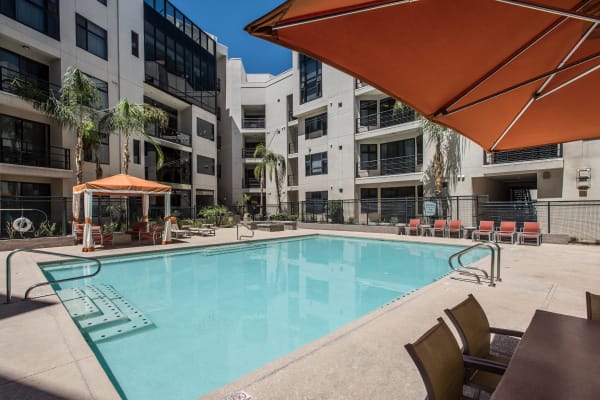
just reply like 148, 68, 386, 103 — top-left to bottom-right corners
491, 98, 535, 151
537, 62, 600, 101
272, 0, 418, 30
496, 0, 600, 23
440, 51, 600, 117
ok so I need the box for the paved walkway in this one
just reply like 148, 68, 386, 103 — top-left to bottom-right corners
1, 228, 598, 399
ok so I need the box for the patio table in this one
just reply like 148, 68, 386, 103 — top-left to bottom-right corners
491, 310, 600, 400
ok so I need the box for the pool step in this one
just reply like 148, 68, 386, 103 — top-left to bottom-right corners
56, 284, 154, 342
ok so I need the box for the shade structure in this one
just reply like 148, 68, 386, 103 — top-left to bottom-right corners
72, 174, 172, 252
246, 0, 600, 151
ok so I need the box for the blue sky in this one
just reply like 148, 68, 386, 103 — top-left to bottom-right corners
175, 1, 292, 75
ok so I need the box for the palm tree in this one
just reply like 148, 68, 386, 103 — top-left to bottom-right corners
100, 98, 168, 175
82, 131, 104, 179
254, 144, 287, 213
253, 160, 266, 217
12, 66, 100, 184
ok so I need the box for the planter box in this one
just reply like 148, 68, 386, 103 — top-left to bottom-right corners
0, 236, 76, 252
298, 222, 400, 235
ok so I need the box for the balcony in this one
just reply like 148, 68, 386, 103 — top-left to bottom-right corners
242, 117, 265, 129
288, 142, 298, 155
147, 127, 192, 147
355, 79, 368, 89
356, 108, 416, 133
357, 154, 422, 177
243, 177, 260, 189
242, 147, 259, 158
484, 144, 562, 165
287, 175, 298, 186
0, 144, 70, 170
1, 65, 60, 102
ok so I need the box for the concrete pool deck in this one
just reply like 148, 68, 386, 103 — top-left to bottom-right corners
1, 228, 599, 399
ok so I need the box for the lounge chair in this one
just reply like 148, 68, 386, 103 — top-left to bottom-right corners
586, 291, 600, 321
405, 318, 506, 399
139, 224, 163, 245
444, 294, 524, 367
447, 220, 462, 238
494, 221, 516, 244
472, 220, 494, 241
126, 221, 148, 236
405, 218, 421, 236
430, 219, 447, 237
518, 221, 541, 246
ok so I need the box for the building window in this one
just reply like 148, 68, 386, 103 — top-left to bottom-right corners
197, 155, 215, 175
84, 132, 109, 164
76, 14, 108, 60
0, 0, 60, 40
85, 74, 108, 109
196, 118, 214, 141
299, 54, 322, 104
97, 0, 107, 5
133, 139, 141, 164
304, 113, 327, 139
380, 136, 423, 175
359, 100, 377, 128
305, 191, 328, 213
0, 47, 51, 96
131, 31, 139, 57
305, 152, 328, 176
360, 188, 378, 213
360, 144, 377, 170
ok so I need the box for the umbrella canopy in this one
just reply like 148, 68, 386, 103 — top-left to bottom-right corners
246, 0, 600, 151
72, 174, 171, 196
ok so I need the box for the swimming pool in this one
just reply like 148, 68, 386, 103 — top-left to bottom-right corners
43, 236, 485, 399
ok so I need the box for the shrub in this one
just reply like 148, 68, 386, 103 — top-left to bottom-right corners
270, 213, 287, 221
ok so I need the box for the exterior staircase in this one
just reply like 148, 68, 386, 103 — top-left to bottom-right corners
56, 284, 153, 342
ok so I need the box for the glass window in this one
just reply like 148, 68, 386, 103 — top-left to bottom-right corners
360, 188, 378, 213
305, 152, 328, 176
1, 0, 60, 40
305, 191, 328, 214
196, 118, 214, 141
359, 100, 377, 128
360, 144, 377, 170
196, 155, 215, 175
380, 137, 421, 175
133, 139, 140, 164
84, 132, 109, 164
76, 14, 108, 60
131, 31, 139, 57
304, 113, 327, 139
85, 74, 108, 109
299, 54, 322, 104
0, 113, 53, 168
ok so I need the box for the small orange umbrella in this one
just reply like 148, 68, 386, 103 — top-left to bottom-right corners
246, 0, 600, 151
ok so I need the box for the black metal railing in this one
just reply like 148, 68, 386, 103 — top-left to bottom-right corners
288, 142, 297, 154
357, 154, 421, 177
356, 107, 417, 133
144, 61, 216, 113
243, 177, 260, 189
484, 144, 562, 165
288, 175, 298, 186
147, 127, 192, 147
242, 117, 265, 129
242, 147, 259, 158
0, 144, 70, 170
0, 65, 60, 101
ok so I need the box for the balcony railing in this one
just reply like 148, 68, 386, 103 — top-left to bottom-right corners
0, 144, 70, 170
287, 109, 296, 122
356, 108, 417, 133
288, 142, 298, 154
356, 154, 421, 177
242, 117, 265, 129
1, 65, 60, 101
242, 147, 259, 158
147, 127, 192, 147
484, 144, 563, 165
288, 175, 298, 186
243, 177, 260, 189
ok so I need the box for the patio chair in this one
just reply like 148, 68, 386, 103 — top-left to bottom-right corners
126, 221, 148, 237
405, 318, 506, 400
585, 291, 600, 321
518, 222, 541, 246
405, 218, 421, 236
139, 224, 164, 245
444, 294, 524, 367
447, 220, 462, 238
74, 223, 85, 244
91, 225, 113, 247
430, 219, 447, 237
472, 221, 494, 241
494, 221, 516, 244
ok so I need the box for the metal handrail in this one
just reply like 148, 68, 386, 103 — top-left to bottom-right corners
448, 241, 501, 286
5, 249, 102, 304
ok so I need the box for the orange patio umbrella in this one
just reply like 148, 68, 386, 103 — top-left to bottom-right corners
246, 0, 600, 151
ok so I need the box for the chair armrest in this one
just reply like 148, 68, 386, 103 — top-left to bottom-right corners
463, 355, 507, 375
490, 327, 524, 337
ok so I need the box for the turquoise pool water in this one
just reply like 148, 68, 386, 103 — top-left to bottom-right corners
43, 236, 485, 400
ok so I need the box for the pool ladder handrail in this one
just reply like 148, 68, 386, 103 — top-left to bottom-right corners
448, 241, 501, 287
5, 248, 102, 304
236, 223, 255, 240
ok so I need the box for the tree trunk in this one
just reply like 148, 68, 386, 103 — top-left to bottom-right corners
434, 136, 443, 196
122, 132, 130, 175
95, 151, 103, 179
75, 131, 84, 185
259, 171, 264, 218
275, 169, 282, 213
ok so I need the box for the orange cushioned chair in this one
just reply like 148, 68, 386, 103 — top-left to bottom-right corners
472, 220, 494, 242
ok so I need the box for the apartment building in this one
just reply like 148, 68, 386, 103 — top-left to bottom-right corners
221, 52, 600, 221
0, 0, 220, 216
